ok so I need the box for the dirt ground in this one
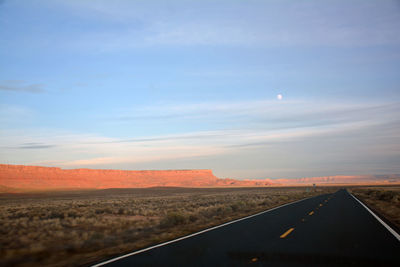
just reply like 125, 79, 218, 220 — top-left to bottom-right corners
351, 186, 400, 231
0, 186, 337, 267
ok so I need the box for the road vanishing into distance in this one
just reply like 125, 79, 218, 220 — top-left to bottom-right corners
93, 189, 400, 266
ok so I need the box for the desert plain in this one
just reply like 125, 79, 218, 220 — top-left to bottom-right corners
0, 164, 399, 267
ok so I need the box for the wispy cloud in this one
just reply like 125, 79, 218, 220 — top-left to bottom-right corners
113, 100, 399, 131
0, 80, 45, 93
0, 108, 395, 168
16, 143, 56, 149
0, 99, 398, 177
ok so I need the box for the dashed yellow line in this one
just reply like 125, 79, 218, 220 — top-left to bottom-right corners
280, 227, 295, 238
309, 211, 314, 216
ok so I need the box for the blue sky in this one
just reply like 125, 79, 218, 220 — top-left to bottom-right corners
1, 0, 399, 179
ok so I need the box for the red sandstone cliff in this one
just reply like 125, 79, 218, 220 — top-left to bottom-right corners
0, 164, 399, 192
0, 164, 220, 190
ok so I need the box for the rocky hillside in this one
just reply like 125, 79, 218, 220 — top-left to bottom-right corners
0, 164, 220, 190
1, 164, 398, 192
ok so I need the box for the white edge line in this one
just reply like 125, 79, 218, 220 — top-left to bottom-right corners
91, 194, 317, 266
350, 192, 400, 241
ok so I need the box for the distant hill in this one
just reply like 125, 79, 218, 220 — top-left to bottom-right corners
0, 164, 220, 191
0, 164, 399, 192
273, 174, 400, 185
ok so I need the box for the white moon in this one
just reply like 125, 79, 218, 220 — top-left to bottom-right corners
277, 94, 283, 100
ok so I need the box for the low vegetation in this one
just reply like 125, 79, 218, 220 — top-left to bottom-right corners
351, 186, 400, 230
0, 187, 336, 267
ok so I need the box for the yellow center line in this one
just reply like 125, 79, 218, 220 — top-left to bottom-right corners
309, 211, 314, 215
280, 227, 295, 238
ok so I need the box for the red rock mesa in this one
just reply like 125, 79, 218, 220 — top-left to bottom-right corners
0, 164, 398, 192
0, 164, 224, 190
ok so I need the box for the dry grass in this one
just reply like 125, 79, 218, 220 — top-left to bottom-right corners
0, 187, 337, 267
351, 186, 400, 230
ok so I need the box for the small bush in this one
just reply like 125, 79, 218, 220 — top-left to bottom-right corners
49, 211, 64, 219
189, 214, 198, 222
160, 212, 186, 228
67, 211, 78, 218
377, 191, 396, 201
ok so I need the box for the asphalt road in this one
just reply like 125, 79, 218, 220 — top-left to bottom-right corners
95, 189, 400, 266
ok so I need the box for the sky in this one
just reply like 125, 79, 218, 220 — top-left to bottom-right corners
1, 0, 400, 179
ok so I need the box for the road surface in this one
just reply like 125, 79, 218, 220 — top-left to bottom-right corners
93, 189, 400, 266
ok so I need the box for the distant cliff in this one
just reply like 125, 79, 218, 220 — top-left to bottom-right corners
0, 164, 221, 190
274, 174, 400, 185
0, 164, 399, 192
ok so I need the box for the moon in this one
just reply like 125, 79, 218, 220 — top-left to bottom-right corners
277, 94, 283, 100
